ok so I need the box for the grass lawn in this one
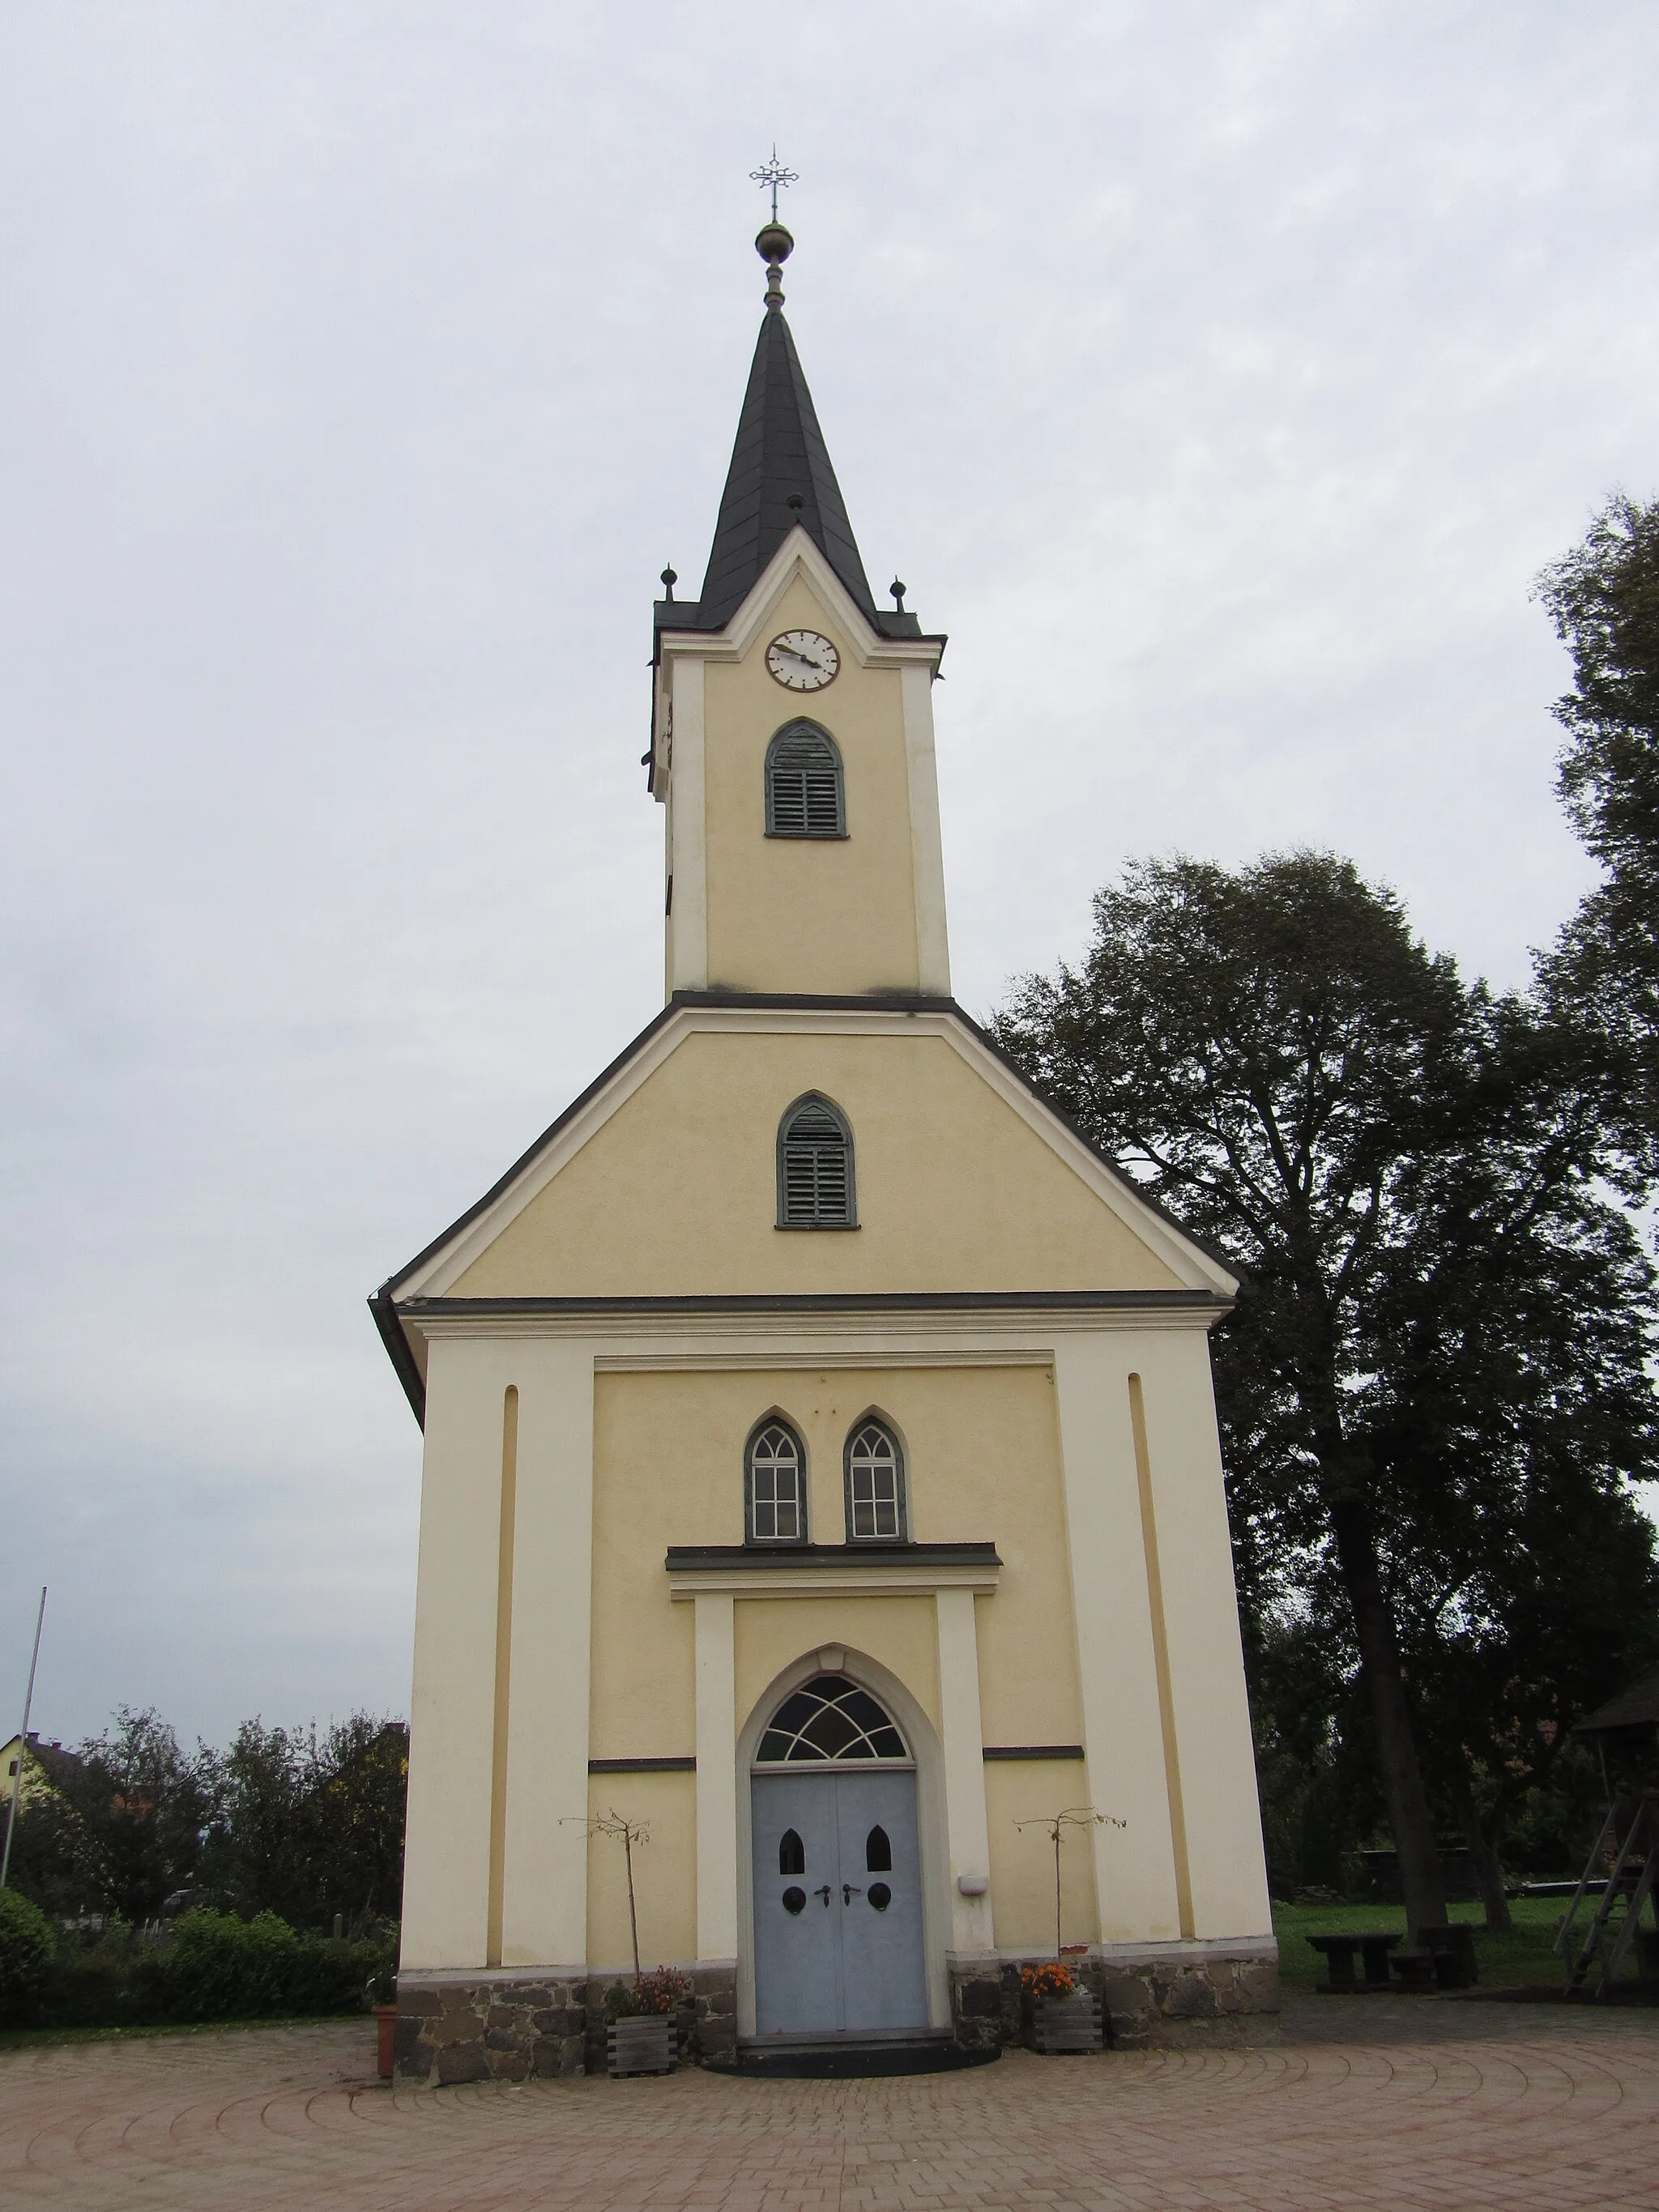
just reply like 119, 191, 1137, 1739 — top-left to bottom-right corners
1272, 1894, 1591, 1994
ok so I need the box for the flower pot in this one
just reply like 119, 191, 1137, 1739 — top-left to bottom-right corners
607, 2014, 677, 2077
374, 2003, 399, 2080
1028, 1993, 1103, 2053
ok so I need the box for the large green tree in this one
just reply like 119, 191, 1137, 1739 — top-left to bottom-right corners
1536, 492, 1659, 1169
58, 1708, 215, 1921
996, 850, 1659, 1935
996, 851, 1465, 1933
1341, 994, 1659, 1918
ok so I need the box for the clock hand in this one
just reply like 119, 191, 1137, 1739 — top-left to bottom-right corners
778, 648, 821, 674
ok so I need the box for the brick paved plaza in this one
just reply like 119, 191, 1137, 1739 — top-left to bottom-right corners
2, 1996, 1657, 2212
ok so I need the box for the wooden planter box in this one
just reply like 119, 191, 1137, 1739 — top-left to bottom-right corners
607, 2014, 679, 2077
1027, 1993, 1104, 2053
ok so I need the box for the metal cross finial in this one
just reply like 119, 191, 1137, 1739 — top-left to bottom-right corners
750, 146, 798, 224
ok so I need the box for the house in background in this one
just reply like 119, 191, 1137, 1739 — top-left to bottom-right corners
372, 221, 1277, 2084
2, 1732, 82, 1809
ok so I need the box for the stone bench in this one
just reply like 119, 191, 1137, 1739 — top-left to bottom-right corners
1306, 1933, 1400, 1992
1414, 1924, 1478, 1988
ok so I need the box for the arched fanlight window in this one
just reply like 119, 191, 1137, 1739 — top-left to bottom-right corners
765, 721, 845, 838
776, 1094, 856, 1229
844, 1418, 907, 1542
746, 1419, 808, 1545
756, 1674, 910, 1762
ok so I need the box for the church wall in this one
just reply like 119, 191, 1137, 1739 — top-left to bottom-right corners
733, 1595, 942, 1739
1132, 1328, 1275, 1941
983, 1759, 1102, 1950
589, 1363, 1078, 1753
449, 1029, 1186, 1300
401, 1336, 597, 1975
584, 1769, 697, 1971
1051, 1328, 1273, 1948
400, 1336, 514, 1971
701, 576, 921, 996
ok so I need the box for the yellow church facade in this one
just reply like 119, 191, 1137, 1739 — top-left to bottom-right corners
374, 224, 1276, 2083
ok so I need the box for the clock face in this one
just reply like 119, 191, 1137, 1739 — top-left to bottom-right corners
766, 629, 840, 692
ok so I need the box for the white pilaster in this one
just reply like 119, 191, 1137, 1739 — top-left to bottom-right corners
1051, 1336, 1184, 1941
934, 1588, 994, 1951
399, 1339, 517, 1969
901, 662, 951, 995
1133, 1334, 1273, 1938
499, 1340, 597, 1967
667, 656, 707, 994
693, 1592, 738, 1961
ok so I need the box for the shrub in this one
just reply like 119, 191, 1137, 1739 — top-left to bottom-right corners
0, 1889, 56, 2025
147, 1909, 296, 2020
284, 1934, 387, 2017
41, 1944, 140, 2030
1019, 1961, 1074, 2000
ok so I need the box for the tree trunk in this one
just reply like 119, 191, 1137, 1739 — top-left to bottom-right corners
1324, 1492, 1449, 1938
1450, 1767, 1513, 1931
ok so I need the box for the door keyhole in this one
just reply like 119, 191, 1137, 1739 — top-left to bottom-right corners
842, 1883, 864, 1905
814, 1884, 833, 1907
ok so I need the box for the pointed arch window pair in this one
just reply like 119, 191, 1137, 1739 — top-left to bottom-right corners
766, 721, 845, 839
744, 1417, 908, 1545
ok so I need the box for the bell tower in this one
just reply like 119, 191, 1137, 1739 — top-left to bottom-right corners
647, 226, 951, 1002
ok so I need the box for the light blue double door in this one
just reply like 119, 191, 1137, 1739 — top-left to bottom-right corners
751, 1769, 929, 2037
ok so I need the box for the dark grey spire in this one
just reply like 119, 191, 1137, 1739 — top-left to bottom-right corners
692, 226, 879, 629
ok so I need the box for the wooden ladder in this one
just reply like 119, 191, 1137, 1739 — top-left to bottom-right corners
1563, 1795, 1659, 1997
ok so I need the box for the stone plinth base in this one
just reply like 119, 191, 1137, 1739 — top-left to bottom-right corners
396, 1964, 740, 2085
949, 1940, 1280, 2053
1099, 1943, 1280, 2048
395, 1974, 586, 2086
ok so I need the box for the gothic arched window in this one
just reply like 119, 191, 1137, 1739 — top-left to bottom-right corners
765, 721, 845, 838
844, 1417, 906, 1542
756, 1675, 910, 1762
746, 1418, 808, 1545
776, 1094, 856, 1229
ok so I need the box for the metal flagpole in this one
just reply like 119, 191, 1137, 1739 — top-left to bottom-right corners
1, 1587, 48, 1891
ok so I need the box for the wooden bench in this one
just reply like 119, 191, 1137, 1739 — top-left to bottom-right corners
1306, 1933, 1401, 1992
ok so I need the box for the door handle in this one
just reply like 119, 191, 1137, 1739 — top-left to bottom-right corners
842, 1884, 863, 1905
814, 1885, 833, 1907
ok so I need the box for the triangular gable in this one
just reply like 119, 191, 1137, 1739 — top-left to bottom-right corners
371, 995, 1240, 1421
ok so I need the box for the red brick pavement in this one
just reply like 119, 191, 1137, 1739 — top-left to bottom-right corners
2, 1996, 1658, 2212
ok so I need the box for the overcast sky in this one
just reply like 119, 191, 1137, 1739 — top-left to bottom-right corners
3, 2, 1657, 1752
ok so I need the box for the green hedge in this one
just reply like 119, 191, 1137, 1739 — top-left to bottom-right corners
129, 1911, 390, 2025
2, 1907, 394, 2031
0, 1890, 56, 2025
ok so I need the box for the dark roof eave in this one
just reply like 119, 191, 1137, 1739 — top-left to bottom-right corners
651, 598, 947, 658
403, 1289, 1232, 1319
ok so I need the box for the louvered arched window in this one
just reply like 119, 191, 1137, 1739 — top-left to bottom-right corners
776, 1094, 856, 1229
765, 721, 845, 838
746, 1418, 808, 1544
844, 1417, 907, 1541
